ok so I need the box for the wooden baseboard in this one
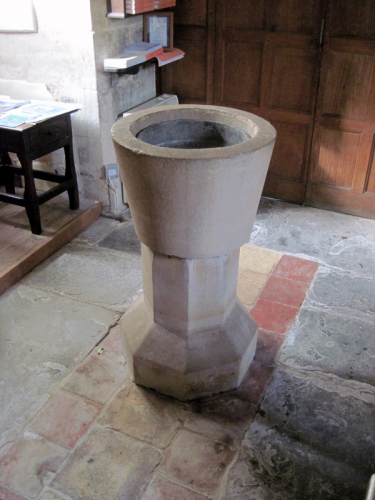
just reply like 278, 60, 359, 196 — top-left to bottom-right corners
0, 201, 102, 297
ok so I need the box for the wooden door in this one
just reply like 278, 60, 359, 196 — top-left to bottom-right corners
214, 0, 326, 203
306, 0, 375, 218
161, 0, 215, 104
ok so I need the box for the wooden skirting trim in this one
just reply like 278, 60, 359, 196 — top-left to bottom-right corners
0, 201, 102, 297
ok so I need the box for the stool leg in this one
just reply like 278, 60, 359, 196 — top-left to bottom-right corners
64, 118, 79, 210
19, 152, 42, 235
1, 151, 16, 194
64, 143, 79, 210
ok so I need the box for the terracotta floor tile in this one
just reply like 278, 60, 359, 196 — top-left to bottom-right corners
250, 299, 298, 334
272, 255, 318, 283
0, 485, 29, 500
0, 433, 68, 499
259, 275, 310, 308
140, 475, 209, 500
239, 245, 281, 275
237, 269, 269, 308
254, 329, 285, 366
233, 360, 275, 405
92, 324, 125, 365
184, 394, 256, 446
62, 354, 128, 404
28, 390, 102, 449
158, 429, 236, 496
98, 385, 185, 449
39, 490, 73, 500
53, 426, 161, 500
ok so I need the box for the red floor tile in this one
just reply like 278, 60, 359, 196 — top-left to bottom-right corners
62, 353, 128, 404
259, 275, 310, 308
29, 390, 102, 449
250, 299, 298, 334
0, 433, 68, 499
272, 255, 318, 283
158, 430, 236, 496
233, 360, 275, 404
0, 485, 29, 500
255, 329, 285, 366
141, 475, 209, 500
92, 324, 125, 365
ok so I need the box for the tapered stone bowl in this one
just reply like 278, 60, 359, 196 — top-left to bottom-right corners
112, 105, 276, 400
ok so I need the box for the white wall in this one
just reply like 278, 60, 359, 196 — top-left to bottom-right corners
0, 0, 156, 210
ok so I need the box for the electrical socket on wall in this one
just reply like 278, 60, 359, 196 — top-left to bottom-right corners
104, 164, 119, 180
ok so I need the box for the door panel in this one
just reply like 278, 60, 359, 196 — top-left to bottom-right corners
311, 128, 361, 188
321, 50, 373, 120
268, 43, 318, 114
306, 0, 375, 218
366, 138, 375, 193
216, 31, 265, 108
214, 0, 325, 203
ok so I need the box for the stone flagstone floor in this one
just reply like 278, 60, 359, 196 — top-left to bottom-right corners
0, 198, 374, 500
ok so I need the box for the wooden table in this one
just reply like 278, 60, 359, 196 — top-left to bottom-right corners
0, 110, 79, 234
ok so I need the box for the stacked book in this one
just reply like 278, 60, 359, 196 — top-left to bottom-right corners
125, 0, 154, 14
104, 42, 163, 71
154, 0, 176, 8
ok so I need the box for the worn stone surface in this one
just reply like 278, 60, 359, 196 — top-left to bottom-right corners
279, 307, 375, 385
158, 429, 237, 496
305, 267, 375, 323
251, 199, 375, 275
259, 369, 375, 475
21, 243, 142, 312
28, 390, 102, 449
99, 385, 186, 448
0, 285, 117, 449
140, 475, 210, 500
74, 216, 120, 246
53, 426, 161, 500
184, 394, 256, 446
98, 222, 141, 254
62, 354, 128, 405
223, 417, 370, 500
254, 329, 285, 366
0, 432, 68, 498
232, 361, 275, 405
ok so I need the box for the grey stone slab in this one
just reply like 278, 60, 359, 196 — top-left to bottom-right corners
279, 307, 375, 385
22, 243, 142, 312
252, 200, 375, 275
0, 285, 118, 449
258, 369, 375, 475
98, 221, 141, 254
223, 417, 369, 500
305, 267, 375, 323
73, 216, 120, 246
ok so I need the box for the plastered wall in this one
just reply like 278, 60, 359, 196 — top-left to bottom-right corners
0, 0, 156, 209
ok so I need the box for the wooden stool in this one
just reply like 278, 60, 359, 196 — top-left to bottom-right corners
0, 111, 79, 234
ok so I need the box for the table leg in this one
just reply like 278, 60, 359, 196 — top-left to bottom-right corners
18, 152, 42, 235
64, 119, 79, 210
0, 151, 16, 194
